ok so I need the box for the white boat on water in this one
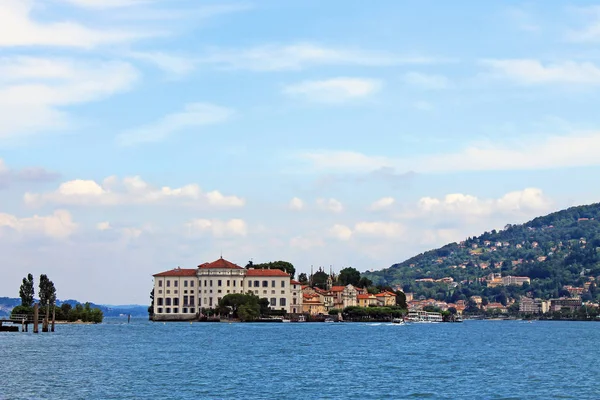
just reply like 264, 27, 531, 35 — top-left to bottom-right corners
392, 318, 405, 324
406, 310, 443, 323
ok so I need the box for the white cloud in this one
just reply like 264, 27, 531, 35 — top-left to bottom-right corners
298, 130, 600, 173
24, 175, 245, 207
0, 57, 139, 139
0, 0, 152, 48
96, 221, 111, 230
127, 51, 196, 77
289, 235, 324, 250
283, 78, 381, 103
354, 221, 406, 238
566, 6, 600, 42
116, 103, 233, 146
369, 197, 395, 211
317, 198, 344, 213
289, 197, 304, 211
199, 43, 443, 71
329, 224, 352, 241
0, 210, 77, 239
403, 72, 450, 89
413, 100, 433, 111
0, 158, 60, 187
186, 218, 248, 237
416, 188, 552, 217
481, 59, 600, 85
61, 0, 154, 9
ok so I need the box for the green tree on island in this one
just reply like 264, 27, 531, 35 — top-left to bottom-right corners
337, 267, 361, 286
19, 273, 35, 307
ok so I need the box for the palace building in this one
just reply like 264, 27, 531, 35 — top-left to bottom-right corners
152, 257, 302, 320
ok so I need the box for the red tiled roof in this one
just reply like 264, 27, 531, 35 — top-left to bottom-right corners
199, 257, 243, 269
375, 291, 396, 297
330, 286, 345, 292
245, 269, 290, 277
290, 280, 302, 285
153, 268, 197, 277
357, 294, 372, 299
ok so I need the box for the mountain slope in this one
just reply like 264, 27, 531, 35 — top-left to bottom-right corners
364, 203, 600, 302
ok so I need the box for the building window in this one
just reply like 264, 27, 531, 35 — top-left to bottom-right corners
218, 280, 222, 287
165, 308, 171, 314
183, 308, 188, 314
166, 280, 171, 287
271, 290, 275, 294
204, 280, 207, 286
174, 281, 178, 287
158, 290, 162, 294
166, 290, 170, 294
227, 290, 230, 294
210, 280, 213, 287
157, 308, 163, 313
189, 296, 195, 306
254, 280, 259, 288
293, 298, 297, 305
271, 280, 275, 287
281, 281, 285, 288
270, 298, 276, 306
262, 280, 268, 287
218, 290, 222, 294
190, 308, 195, 314
190, 281, 194, 287
281, 291, 285, 294
227, 280, 230, 286
173, 308, 179, 313
165, 298, 171, 306
173, 298, 179, 306
157, 298, 163, 306
233, 281, 236, 287
280, 298, 286, 306
158, 280, 163, 287
209, 298, 213, 307
184, 280, 188, 287
184, 296, 188, 306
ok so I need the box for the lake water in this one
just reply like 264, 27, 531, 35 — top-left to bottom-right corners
1, 319, 598, 399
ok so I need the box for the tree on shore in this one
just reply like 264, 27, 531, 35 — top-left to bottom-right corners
19, 273, 35, 307
39, 274, 56, 309
298, 273, 308, 284
338, 267, 361, 286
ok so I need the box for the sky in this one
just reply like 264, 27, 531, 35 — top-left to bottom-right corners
3, 0, 600, 304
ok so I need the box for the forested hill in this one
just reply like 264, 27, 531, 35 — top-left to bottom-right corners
364, 203, 600, 301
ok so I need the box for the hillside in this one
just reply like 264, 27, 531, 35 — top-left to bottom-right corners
364, 203, 600, 304
0, 298, 148, 318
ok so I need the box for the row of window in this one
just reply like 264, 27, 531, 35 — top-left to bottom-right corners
157, 279, 288, 288
156, 308, 196, 314
156, 296, 195, 307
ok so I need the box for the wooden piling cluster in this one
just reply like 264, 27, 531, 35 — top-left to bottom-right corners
0, 303, 56, 333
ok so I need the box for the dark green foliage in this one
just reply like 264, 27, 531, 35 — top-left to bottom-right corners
249, 261, 295, 279
298, 273, 308, 284
38, 274, 56, 307
364, 202, 600, 302
218, 292, 269, 321
337, 267, 361, 286
19, 273, 34, 307
312, 270, 329, 289
343, 306, 406, 321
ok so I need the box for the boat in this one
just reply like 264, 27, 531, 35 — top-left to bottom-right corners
406, 310, 443, 323
324, 318, 334, 323
392, 318, 404, 324
297, 315, 306, 322
281, 318, 291, 323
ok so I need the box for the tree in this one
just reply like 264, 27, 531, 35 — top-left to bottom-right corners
38, 274, 56, 308
338, 267, 361, 286
148, 288, 154, 317
252, 261, 296, 279
395, 291, 408, 309
358, 277, 372, 288
298, 273, 308, 285
312, 270, 329, 289
19, 273, 34, 307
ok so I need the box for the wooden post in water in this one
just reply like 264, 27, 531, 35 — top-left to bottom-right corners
33, 304, 39, 333
51, 306, 55, 332
42, 302, 49, 332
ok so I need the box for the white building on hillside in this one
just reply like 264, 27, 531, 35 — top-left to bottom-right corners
152, 257, 301, 320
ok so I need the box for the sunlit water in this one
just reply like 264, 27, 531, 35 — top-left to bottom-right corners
1, 319, 598, 399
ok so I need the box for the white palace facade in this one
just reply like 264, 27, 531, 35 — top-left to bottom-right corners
152, 257, 303, 320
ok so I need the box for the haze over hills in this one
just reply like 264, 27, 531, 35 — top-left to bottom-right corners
364, 203, 600, 304
0, 297, 147, 318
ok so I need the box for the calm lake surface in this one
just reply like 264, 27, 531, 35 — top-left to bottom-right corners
1, 319, 598, 399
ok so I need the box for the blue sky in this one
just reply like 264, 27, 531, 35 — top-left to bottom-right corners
2, 0, 600, 304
